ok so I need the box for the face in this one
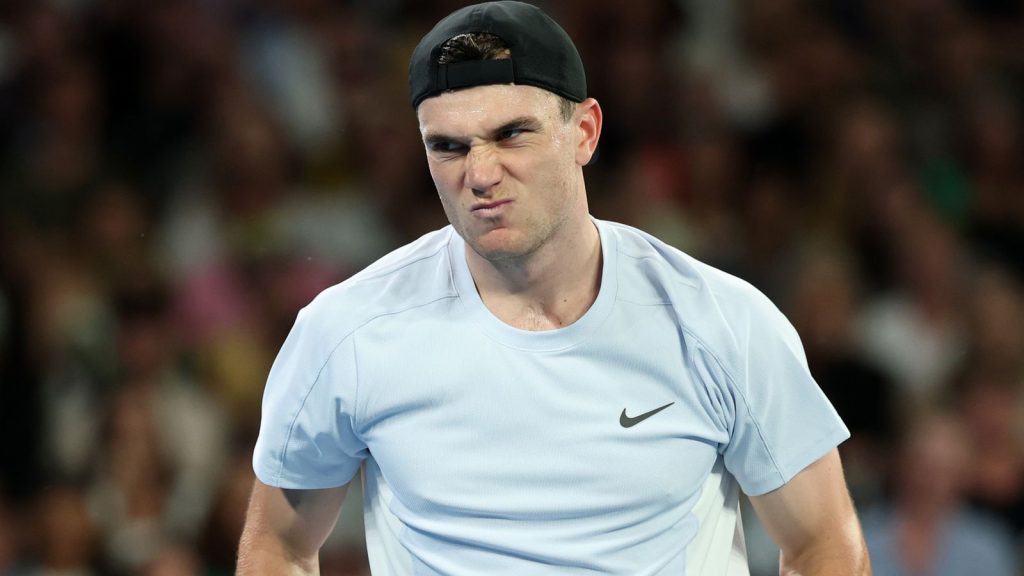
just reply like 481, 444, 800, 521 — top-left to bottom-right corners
417, 84, 587, 263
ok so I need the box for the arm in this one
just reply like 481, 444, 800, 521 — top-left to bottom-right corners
237, 479, 348, 576
749, 449, 871, 576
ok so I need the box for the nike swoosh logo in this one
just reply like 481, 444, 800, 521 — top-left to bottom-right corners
620, 402, 675, 428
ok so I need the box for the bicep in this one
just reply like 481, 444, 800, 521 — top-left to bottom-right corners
748, 449, 867, 571
242, 478, 349, 560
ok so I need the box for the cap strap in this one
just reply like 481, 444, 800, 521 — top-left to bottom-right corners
436, 59, 515, 91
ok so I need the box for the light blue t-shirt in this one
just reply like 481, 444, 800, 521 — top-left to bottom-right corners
253, 219, 849, 575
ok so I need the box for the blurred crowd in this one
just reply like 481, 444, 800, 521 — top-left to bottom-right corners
0, 0, 1022, 574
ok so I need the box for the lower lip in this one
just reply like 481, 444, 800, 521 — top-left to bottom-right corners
472, 202, 511, 218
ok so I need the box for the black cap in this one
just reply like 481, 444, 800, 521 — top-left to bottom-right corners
409, 1, 586, 109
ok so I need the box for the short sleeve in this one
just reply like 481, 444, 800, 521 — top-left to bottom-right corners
253, 306, 368, 489
705, 290, 849, 496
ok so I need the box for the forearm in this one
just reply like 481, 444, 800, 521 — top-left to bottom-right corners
779, 536, 871, 576
237, 525, 320, 576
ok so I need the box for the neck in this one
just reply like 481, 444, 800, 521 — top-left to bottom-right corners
466, 216, 602, 331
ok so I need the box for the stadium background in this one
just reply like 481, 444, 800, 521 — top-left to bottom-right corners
0, 0, 1022, 574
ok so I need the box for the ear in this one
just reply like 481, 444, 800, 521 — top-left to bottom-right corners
574, 98, 603, 166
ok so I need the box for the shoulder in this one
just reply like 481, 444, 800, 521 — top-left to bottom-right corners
601, 219, 790, 353
603, 220, 770, 303
294, 226, 459, 345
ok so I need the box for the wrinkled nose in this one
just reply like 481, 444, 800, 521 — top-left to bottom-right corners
464, 145, 502, 196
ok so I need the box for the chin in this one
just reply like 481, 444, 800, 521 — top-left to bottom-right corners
467, 230, 534, 262
468, 241, 521, 262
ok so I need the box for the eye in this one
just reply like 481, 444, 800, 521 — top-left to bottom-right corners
428, 140, 468, 154
497, 128, 525, 141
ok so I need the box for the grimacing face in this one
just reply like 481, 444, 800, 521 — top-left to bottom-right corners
416, 84, 587, 263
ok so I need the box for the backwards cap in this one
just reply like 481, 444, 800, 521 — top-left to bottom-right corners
409, 1, 587, 109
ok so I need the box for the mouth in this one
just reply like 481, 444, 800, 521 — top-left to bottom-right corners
471, 199, 512, 216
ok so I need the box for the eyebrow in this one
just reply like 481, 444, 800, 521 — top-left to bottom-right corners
422, 115, 543, 147
491, 116, 542, 137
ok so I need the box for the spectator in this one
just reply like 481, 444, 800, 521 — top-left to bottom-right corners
88, 278, 227, 571
955, 363, 1024, 539
856, 208, 968, 396
862, 411, 1018, 576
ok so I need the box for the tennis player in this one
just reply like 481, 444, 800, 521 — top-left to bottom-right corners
238, 2, 871, 574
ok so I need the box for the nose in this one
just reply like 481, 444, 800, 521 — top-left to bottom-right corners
464, 145, 502, 196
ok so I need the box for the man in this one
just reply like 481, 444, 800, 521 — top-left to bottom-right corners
238, 2, 871, 574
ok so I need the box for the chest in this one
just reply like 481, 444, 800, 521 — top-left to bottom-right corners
351, 311, 730, 521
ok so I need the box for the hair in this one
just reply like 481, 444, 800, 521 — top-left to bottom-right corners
437, 32, 576, 123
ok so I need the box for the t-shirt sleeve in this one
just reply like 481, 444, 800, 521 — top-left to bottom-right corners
700, 288, 849, 497
253, 306, 368, 489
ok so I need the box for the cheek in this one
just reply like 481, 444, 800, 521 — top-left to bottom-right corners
533, 140, 578, 192
428, 160, 464, 194
550, 123, 578, 160
427, 162, 463, 222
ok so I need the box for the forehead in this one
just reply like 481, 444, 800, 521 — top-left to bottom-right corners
417, 84, 561, 136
